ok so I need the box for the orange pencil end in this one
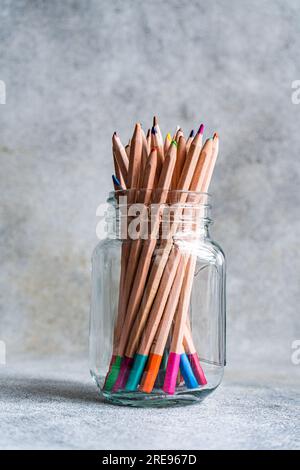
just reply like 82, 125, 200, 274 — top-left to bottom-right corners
139, 353, 162, 394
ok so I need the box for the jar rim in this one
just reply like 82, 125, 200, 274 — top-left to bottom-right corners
109, 189, 212, 205
110, 189, 211, 197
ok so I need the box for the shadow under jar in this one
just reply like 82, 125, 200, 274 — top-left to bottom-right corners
90, 190, 226, 407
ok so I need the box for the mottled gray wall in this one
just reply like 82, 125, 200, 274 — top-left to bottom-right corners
0, 0, 299, 377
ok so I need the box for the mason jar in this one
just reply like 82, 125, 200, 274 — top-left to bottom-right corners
89, 190, 226, 407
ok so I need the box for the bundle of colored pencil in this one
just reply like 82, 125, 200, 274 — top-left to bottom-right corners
104, 117, 219, 395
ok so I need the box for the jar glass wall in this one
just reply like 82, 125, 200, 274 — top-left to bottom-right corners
90, 190, 226, 407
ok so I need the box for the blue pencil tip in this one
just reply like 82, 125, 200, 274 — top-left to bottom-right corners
112, 175, 121, 187
151, 126, 157, 135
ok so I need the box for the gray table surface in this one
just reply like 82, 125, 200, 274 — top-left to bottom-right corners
0, 355, 299, 450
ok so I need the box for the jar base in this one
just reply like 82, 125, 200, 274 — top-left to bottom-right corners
91, 367, 222, 408
100, 387, 216, 408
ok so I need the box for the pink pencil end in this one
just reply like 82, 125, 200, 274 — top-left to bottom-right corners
163, 352, 181, 395
189, 353, 207, 385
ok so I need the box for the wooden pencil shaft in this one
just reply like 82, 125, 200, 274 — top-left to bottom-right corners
153, 116, 164, 148
111, 129, 145, 353
175, 129, 184, 142
151, 256, 187, 356
186, 135, 193, 154
113, 153, 126, 189
127, 123, 142, 191
177, 131, 202, 190
172, 136, 186, 189
137, 248, 182, 355
111, 144, 130, 352
125, 239, 173, 357
113, 135, 129, 185
118, 151, 158, 323
189, 139, 213, 192
146, 129, 151, 154
141, 128, 149, 175
151, 131, 203, 245
170, 256, 196, 353
163, 167, 215, 361
164, 133, 171, 155
151, 131, 164, 175
202, 136, 219, 193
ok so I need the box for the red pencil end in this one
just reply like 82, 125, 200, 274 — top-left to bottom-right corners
112, 356, 134, 391
189, 353, 207, 385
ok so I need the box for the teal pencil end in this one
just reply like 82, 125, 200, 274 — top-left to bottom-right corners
125, 354, 148, 391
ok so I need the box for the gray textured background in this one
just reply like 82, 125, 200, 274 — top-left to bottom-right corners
0, 0, 299, 449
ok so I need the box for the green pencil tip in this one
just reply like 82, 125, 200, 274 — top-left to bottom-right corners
103, 356, 122, 391
171, 140, 178, 147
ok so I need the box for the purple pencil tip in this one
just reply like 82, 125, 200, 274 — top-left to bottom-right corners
198, 124, 204, 135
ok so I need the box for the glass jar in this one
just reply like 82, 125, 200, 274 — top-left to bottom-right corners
90, 190, 226, 407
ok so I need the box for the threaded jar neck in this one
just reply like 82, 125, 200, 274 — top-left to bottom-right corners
105, 190, 212, 241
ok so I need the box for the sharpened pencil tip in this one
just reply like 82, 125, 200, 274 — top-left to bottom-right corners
167, 133, 172, 141
146, 129, 151, 138
198, 124, 204, 135
189, 130, 194, 138
151, 126, 157, 135
171, 140, 178, 147
112, 175, 121, 187
213, 132, 219, 139
153, 116, 158, 126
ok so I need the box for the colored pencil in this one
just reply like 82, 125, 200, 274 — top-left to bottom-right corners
112, 132, 129, 186
127, 123, 143, 191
